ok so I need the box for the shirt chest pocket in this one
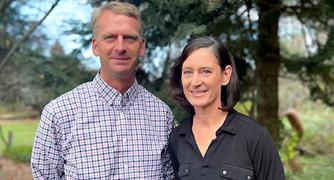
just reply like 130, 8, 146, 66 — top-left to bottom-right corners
220, 163, 254, 180
178, 163, 190, 177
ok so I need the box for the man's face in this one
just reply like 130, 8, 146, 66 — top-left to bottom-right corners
92, 11, 145, 80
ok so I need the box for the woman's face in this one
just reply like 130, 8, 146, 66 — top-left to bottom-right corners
181, 48, 232, 110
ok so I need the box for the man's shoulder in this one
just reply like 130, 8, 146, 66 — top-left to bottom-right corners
44, 81, 94, 112
137, 85, 171, 110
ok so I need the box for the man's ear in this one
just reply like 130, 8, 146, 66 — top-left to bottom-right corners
222, 65, 232, 86
92, 37, 99, 56
139, 38, 146, 57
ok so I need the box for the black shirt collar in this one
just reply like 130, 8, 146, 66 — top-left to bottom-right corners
178, 109, 238, 136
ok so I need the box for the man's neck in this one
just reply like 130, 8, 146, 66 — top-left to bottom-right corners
100, 72, 135, 94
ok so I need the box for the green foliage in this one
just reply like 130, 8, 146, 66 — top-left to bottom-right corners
281, 129, 301, 161
173, 23, 207, 40
31, 54, 94, 96
3, 146, 32, 163
0, 1, 95, 111
298, 102, 334, 155
285, 155, 334, 180
0, 121, 38, 156
0, 48, 95, 110
281, 98, 334, 178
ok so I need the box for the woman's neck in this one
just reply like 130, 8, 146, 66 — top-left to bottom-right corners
193, 107, 228, 128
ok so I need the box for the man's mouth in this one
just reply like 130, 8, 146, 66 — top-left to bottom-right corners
110, 56, 130, 60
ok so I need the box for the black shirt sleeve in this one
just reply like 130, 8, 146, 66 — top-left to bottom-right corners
251, 127, 285, 180
168, 129, 180, 179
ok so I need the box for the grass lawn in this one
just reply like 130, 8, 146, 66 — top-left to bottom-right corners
281, 99, 334, 180
286, 155, 334, 180
0, 120, 39, 162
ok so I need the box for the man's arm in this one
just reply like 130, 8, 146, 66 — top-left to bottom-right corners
161, 109, 175, 179
31, 103, 64, 179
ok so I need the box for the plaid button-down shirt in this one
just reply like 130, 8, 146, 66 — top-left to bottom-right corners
31, 74, 175, 179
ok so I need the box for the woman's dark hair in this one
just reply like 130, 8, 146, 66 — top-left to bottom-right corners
170, 36, 240, 115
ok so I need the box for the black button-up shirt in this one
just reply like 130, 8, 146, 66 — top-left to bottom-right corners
168, 110, 285, 180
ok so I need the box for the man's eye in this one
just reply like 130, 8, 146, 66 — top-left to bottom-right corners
105, 35, 116, 41
124, 35, 139, 42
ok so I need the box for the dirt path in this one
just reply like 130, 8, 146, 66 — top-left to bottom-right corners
0, 157, 32, 180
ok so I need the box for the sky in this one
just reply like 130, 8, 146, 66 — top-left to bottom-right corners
22, 0, 100, 70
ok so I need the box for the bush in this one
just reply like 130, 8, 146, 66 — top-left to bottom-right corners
2, 146, 32, 163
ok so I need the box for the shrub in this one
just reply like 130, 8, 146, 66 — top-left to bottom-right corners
2, 146, 32, 163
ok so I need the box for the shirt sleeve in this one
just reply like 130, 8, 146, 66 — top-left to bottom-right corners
31, 103, 64, 179
161, 109, 176, 180
168, 129, 180, 180
251, 127, 285, 180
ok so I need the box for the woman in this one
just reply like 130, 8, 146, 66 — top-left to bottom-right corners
169, 36, 285, 180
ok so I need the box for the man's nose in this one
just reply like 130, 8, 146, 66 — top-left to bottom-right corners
115, 36, 126, 53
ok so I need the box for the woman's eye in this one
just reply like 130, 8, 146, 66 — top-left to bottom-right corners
182, 70, 193, 76
201, 69, 212, 76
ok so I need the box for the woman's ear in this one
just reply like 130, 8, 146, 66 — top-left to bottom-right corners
222, 65, 232, 86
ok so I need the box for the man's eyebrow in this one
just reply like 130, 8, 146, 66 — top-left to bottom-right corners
123, 34, 140, 40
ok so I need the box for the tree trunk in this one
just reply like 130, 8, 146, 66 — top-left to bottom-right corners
255, 0, 282, 144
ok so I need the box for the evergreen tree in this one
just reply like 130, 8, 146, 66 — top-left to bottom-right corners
81, 0, 334, 144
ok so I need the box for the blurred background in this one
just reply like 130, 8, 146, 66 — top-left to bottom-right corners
0, 0, 333, 179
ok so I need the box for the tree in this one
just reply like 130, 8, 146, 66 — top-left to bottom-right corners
0, 0, 95, 110
0, 0, 61, 72
79, 0, 334, 144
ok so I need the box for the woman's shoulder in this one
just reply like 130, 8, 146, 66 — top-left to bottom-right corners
171, 116, 192, 134
169, 116, 192, 144
229, 110, 267, 137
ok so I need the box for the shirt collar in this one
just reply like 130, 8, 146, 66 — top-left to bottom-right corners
178, 109, 238, 137
93, 73, 140, 106
217, 109, 238, 135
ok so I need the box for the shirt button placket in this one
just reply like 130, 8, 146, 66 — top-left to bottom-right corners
119, 112, 125, 119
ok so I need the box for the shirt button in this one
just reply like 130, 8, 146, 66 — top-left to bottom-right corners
222, 170, 227, 175
123, 138, 127, 143
119, 112, 125, 119
247, 175, 252, 179
124, 165, 128, 171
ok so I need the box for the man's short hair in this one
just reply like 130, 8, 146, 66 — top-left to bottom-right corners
91, 1, 143, 37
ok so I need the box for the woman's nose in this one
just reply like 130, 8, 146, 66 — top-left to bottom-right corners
190, 73, 202, 86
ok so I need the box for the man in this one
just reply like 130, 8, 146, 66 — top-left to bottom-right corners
31, 2, 174, 179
